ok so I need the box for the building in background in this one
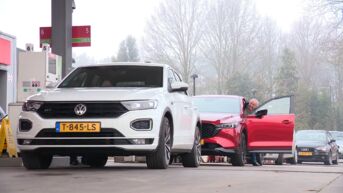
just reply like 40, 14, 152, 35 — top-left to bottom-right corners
0, 31, 17, 113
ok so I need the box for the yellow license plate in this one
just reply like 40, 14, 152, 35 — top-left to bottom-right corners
299, 151, 312, 156
56, 122, 100, 133
200, 139, 205, 145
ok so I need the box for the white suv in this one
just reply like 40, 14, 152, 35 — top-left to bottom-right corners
17, 63, 201, 169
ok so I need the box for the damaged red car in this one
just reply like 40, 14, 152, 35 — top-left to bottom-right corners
193, 95, 295, 166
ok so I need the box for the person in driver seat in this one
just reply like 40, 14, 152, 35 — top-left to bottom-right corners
101, 80, 113, 87
244, 98, 259, 115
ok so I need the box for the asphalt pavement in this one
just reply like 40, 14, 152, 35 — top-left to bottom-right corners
0, 159, 342, 193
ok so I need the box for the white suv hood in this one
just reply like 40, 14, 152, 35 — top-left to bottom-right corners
27, 87, 163, 101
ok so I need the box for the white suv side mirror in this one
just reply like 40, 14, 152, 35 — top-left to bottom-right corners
170, 82, 189, 92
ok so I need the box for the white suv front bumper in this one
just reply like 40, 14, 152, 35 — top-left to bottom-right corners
17, 108, 164, 154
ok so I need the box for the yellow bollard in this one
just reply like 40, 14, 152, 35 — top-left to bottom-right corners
0, 118, 5, 155
0, 117, 18, 157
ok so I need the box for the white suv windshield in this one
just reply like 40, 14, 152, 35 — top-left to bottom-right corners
59, 66, 163, 88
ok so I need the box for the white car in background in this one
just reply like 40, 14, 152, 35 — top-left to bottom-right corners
17, 63, 201, 169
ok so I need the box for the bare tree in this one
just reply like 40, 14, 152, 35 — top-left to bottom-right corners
142, 0, 205, 83
290, 16, 328, 87
291, 2, 343, 130
200, 0, 260, 94
117, 36, 140, 62
314, 0, 343, 102
254, 17, 282, 99
324, 27, 343, 103
200, 0, 231, 94
310, 0, 343, 25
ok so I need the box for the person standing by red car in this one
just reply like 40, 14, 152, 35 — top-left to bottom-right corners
244, 98, 261, 166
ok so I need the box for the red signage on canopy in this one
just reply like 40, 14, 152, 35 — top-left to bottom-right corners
0, 37, 11, 65
39, 27, 52, 47
72, 26, 91, 47
40, 25, 91, 47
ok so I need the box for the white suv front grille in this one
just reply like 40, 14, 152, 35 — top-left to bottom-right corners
36, 102, 128, 118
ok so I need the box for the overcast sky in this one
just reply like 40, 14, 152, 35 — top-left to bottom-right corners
0, 0, 305, 61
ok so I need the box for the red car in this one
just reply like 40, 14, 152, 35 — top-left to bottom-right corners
193, 95, 295, 166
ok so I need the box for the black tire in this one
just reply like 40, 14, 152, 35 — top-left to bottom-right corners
256, 153, 264, 166
181, 126, 201, 168
275, 154, 284, 165
82, 155, 108, 168
324, 152, 333, 165
146, 117, 172, 169
21, 152, 52, 170
297, 160, 302, 164
231, 133, 246, 166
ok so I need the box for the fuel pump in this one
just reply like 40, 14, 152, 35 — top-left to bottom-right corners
8, 45, 62, 152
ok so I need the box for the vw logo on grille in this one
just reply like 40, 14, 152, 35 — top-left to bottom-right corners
74, 104, 87, 116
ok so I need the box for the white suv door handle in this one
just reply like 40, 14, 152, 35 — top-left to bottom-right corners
184, 106, 190, 109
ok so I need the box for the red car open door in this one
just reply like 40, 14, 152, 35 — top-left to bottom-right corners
245, 96, 295, 153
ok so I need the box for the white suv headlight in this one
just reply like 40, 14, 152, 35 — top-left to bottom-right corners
121, 100, 158, 111
22, 101, 43, 112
